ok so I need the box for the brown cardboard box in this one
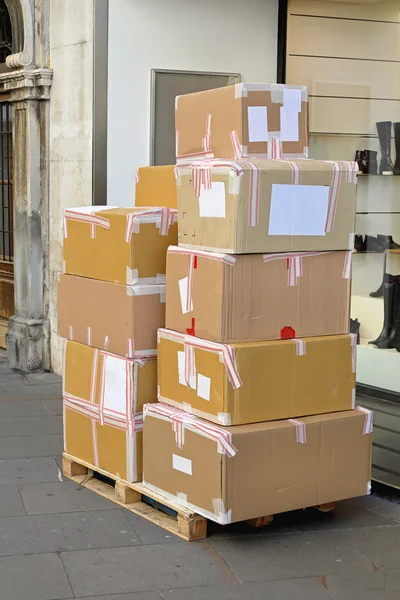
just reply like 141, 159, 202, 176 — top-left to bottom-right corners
63, 340, 157, 482
175, 83, 309, 160
143, 403, 372, 524
58, 274, 165, 358
166, 246, 351, 343
176, 158, 358, 253
63, 206, 178, 284
157, 329, 356, 426
135, 166, 177, 209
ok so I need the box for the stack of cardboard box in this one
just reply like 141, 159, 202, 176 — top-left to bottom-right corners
142, 84, 373, 525
58, 203, 177, 482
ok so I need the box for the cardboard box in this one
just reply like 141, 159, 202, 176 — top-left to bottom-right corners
176, 158, 358, 253
135, 166, 177, 209
143, 403, 372, 524
166, 246, 351, 343
157, 329, 356, 426
175, 83, 309, 161
58, 274, 166, 358
63, 206, 178, 284
63, 341, 157, 482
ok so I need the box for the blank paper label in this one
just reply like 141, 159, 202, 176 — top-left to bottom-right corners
268, 184, 330, 236
199, 182, 226, 218
280, 89, 302, 142
178, 277, 193, 314
103, 355, 127, 416
197, 374, 211, 401
248, 106, 268, 142
173, 454, 192, 476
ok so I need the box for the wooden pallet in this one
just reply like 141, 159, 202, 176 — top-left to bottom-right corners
62, 453, 335, 541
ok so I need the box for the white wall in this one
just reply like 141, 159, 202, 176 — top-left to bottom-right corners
107, 0, 279, 206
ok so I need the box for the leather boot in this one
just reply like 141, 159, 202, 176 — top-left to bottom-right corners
369, 277, 396, 346
393, 122, 400, 175
377, 234, 400, 250
376, 121, 394, 174
370, 272, 395, 298
367, 150, 378, 175
378, 281, 400, 349
350, 318, 360, 344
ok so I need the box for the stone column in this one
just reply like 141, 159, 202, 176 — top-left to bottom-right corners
5, 70, 52, 371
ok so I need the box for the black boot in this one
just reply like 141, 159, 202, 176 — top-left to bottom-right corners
367, 150, 378, 175
370, 273, 395, 298
378, 282, 400, 349
365, 235, 386, 253
393, 122, 400, 175
354, 234, 365, 252
377, 234, 400, 250
369, 278, 396, 346
376, 121, 394, 174
350, 318, 360, 344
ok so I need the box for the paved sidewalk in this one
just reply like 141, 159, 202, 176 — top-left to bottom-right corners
1, 351, 400, 599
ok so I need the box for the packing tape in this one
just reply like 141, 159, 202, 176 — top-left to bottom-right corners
184, 343, 196, 390
217, 412, 232, 426
87, 326, 92, 346
342, 251, 352, 280
159, 328, 243, 390
268, 137, 283, 159
68, 325, 74, 341
64, 395, 144, 434
126, 283, 167, 296
212, 498, 232, 525
124, 208, 177, 242
288, 418, 307, 444
63, 208, 111, 239
324, 161, 358, 233
135, 167, 140, 184
144, 402, 238, 457
352, 388, 356, 409
356, 405, 373, 435
234, 83, 308, 102
263, 251, 330, 287
294, 339, 306, 356
202, 114, 213, 155
349, 333, 357, 373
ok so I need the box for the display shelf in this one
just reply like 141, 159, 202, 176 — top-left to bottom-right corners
356, 175, 400, 214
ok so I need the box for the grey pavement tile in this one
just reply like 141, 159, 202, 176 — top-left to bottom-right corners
353, 494, 396, 510
0, 415, 62, 437
0, 372, 27, 386
25, 372, 62, 386
342, 525, 400, 570
211, 530, 372, 582
160, 578, 330, 600
74, 595, 161, 600
61, 542, 238, 597
0, 456, 60, 485
0, 433, 63, 459
0, 382, 62, 401
0, 399, 48, 418
0, 553, 73, 600
0, 485, 26, 517
19, 480, 117, 514
323, 569, 400, 600
368, 504, 400, 523
0, 509, 139, 556
124, 510, 184, 544
42, 398, 63, 416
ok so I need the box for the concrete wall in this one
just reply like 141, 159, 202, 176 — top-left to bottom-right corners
49, 0, 94, 374
107, 0, 279, 206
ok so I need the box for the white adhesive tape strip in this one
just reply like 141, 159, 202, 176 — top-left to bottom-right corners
288, 419, 307, 444
294, 339, 306, 356
356, 405, 373, 435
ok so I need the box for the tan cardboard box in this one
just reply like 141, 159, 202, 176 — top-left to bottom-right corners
157, 329, 356, 426
176, 158, 357, 253
135, 166, 177, 209
175, 83, 309, 161
143, 403, 372, 524
63, 206, 177, 284
63, 340, 157, 482
166, 246, 351, 343
58, 274, 165, 358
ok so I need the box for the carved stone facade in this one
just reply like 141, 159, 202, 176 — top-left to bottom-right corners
1, 0, 53, 371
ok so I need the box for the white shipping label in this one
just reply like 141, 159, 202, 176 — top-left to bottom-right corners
102, 355, 128, 416
177, 351, 196, 389
268, 184, 330, 236
199, 182, 226, 218
280, 88, 301, 142
178, 277, 193, 314
247, 106, 268, 142
173, 454, 192, 476
197, 374, 211, 401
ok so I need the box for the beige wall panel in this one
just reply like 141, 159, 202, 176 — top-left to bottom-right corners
310, 97, 400, 135
287, 56, 400, 100
288, 15, 400, 62
289, 0, 400, 23
309, 134, 380, 162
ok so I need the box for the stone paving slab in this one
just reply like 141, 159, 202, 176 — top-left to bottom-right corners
0, 485, 26, 517
0, 553, 73, 600
322, 569, 400, 600
0, 415, 63, 437
0, 509, 140, 556
60, 543, 238, 597
342, 525, 400, 570
211, 529, 373, 582
0, 399, 49, 418
0, 382, 62, 401
19, 480, 120, 514
73, 595, 162, 600
124, 509, 185, 545
25, 372, 62, 386
0, 456, 60, 485
42, 398, 63, 415
0, 433, 63, 459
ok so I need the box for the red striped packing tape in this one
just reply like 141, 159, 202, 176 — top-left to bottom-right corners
294, 339, 306, 356
356, 405, 373, 435
288, 419, 307, 444
268, 137, 283, 160
176, 114, 215, 162
230, 129, 284, 161
263, 251, 329, 287
124, 208, 177, 243
324, 161, 358, 233
64, 394, 144, 435
184, 343, 196, 389
349, 333, 357, 373
135, 168, 140, 184
159, 328, 243, 390
64, 209, 111, 239
168, 246, 236, 315
143, 403, 238, 458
